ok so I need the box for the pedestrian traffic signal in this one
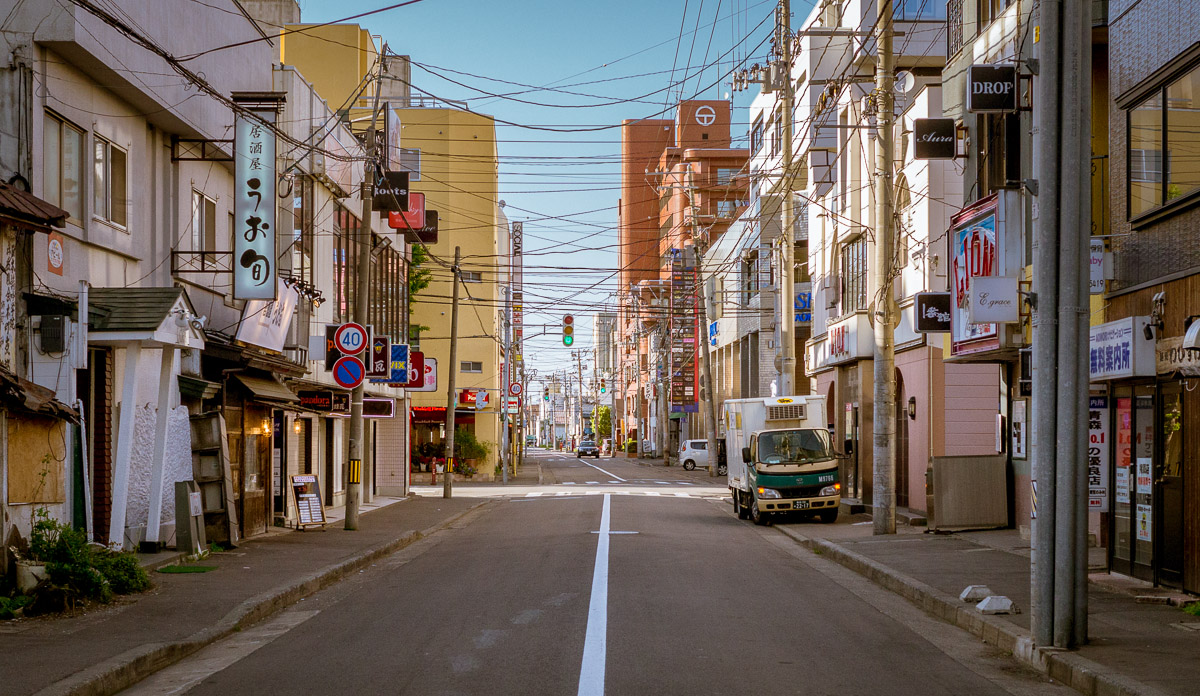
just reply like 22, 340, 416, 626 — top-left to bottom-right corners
562, 314, 574, 346
600, 378, 606, 393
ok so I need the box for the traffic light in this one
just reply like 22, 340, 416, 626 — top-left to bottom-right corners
600, 378, 606, 393
543, 387, 550, 401
562, 314, 574, 346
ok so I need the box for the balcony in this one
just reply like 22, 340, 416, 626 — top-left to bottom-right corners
947, 0, 964, 57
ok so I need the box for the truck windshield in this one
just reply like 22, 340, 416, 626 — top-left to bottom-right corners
757, 429, 834, 464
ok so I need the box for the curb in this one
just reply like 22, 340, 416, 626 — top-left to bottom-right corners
775, 527, 1170, 696
36, 501, 489, 696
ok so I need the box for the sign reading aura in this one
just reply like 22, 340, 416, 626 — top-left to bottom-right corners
913, 118, 957, 159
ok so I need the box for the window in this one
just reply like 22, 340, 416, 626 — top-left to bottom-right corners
408, 326, 421, 351
716, 200, 737, 218
291, 177, 314, 285
461, 270, 482, 282
771, 109, 782, 157
895, 0, 946, 20
191, 190, 217, 252
333, 205, 361, 323
370, 239, 404, 340
978, 0, 1013, 26
460, 361, 483, 373
741, 250, 759, 303
716, 168, 739, 185
840, 237, 868, 313
1128, 62, 1200, 217
43, 112, 84, 220
398, 148, 421, 181
750, 117, 764, 153
794, 241, 810, 284
93, 138, 127, 226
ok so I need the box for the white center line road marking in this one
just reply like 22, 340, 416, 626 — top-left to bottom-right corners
584, 462, 626, 482
578, 493, 612, 696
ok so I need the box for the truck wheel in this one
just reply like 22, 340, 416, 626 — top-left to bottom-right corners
683, 460, 695, 471
750, 498, 770, 526
818, 509, 839, 524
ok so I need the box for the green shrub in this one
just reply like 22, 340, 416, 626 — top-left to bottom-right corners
0, 595, 32, 620
95, 551, 150, 594
27, 508, 149, 608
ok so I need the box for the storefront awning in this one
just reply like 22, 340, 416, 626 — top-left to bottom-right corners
233, 374, 298, 403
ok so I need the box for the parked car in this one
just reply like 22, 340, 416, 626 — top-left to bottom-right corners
680, 438, 727, 475
576, 440, 600, 458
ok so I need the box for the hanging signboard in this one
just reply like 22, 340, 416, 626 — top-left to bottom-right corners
950, 193, 1003, 356
1089, 238, 1108, 294
332, 392, 350, 414
236, 279, 299, 353
967, 64, 1018, 113
1089, 317, 1156, 381
915, 292, 952, 333
363, 397, 395, 418
387, 192, 425, 231
409, 357, 437, 392
967, 276, 1020, 324
397, 350, 425, 389
372, 170, 409, 212
913, 118, 958, 159
1087, 396, 1110, 512
298, 390, 333, 411
234, 111, 278, 299
390, 343, 409, 384
367, 336, 390, 377
289, 474, 326, 529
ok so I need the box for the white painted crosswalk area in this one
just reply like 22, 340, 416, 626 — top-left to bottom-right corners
519, 490, 724, 500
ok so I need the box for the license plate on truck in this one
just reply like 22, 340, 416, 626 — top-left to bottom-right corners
793, 500, 810, 510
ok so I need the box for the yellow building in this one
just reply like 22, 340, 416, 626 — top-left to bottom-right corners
278, 22, 505, 480
398, 107, 504, 479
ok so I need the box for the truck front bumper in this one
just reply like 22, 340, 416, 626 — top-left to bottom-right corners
758, 494, 840, 513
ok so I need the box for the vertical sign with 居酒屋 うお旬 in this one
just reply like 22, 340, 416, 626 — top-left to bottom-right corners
235, 112, 277, 300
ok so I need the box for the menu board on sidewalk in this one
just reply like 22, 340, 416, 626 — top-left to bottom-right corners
289, 474, 327, 529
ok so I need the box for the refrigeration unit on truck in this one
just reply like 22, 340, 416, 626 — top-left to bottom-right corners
725, 396, 840, 525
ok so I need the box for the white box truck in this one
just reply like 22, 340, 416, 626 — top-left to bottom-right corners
725, 396, 840, 525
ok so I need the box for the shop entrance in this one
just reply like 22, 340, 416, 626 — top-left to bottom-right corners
1111, 386, 1154, 581
1158, 383, 1184, 587
1109, 382, 1186, 587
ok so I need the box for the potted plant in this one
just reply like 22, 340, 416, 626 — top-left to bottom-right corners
453, 427, 492, 477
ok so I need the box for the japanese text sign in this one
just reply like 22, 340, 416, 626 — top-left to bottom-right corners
234, 113, 277, 299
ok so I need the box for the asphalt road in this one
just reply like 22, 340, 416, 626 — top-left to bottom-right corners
122, 449, 1072, 696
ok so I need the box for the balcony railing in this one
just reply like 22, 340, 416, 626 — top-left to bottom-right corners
947, 0, 964, 57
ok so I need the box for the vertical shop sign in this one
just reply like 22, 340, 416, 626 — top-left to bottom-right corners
1087, 396, 1109, 512
234, 112, 277, 299
1115, 397, 1131, 505
950, 194, 1002, 356
669, 247, 699, 413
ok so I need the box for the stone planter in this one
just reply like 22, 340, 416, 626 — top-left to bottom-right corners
16, 560, 47, 593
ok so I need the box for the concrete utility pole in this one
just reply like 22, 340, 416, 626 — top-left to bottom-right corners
501, 284, 510, 484
576, 350, 585, 439
442, 246, 462, 498
345, 84, 384, 531
693, 244, 721, 477
871, 0, 897, 535
778, 0, 797, 395
634, 296, 643, 458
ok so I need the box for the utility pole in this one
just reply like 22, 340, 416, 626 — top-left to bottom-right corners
501, 284, 511, 484
345, 81, 384, 531
576, 349, 585, 439
442, 246, 462, 498
778, 0, 797, 396
871, 0, 897, 535
693, 244, 721, 477
634, 296, 643, 458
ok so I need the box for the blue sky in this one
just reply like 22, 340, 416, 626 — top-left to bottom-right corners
299, 0, 794, 380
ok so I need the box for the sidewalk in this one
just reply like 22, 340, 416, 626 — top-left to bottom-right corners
776, 518, 1200, 696
1, 495, 484, 696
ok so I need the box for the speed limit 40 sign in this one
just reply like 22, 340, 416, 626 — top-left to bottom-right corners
334, 323, 368, 355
